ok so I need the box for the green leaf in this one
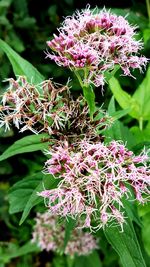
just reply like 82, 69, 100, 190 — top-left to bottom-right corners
109, 77, 131, 108
0, 0, 12, 14
0, 242, 39, 264
108, 77, 140, 119
105, 97, 135, 149
141, 212, 150, 256
104, 64, 120, 81
105, 120, 135, 149
107, 95, 116, 115
132, 67, 150, 121
13, 0, 28, 16
111, 109, 131, 120
138, 202, 150, 217
63, 217, 76, 251
122, 198, 142, 227
66, 256, 75, 267
109, 68, 150, 122
138, 204, 150, 257
53, 255, 66, 267
130, 126, 144, 144
0, 39, 44, 84
6, 31, 25, 53
130, 126, 150, 144
143, 29, 150, 44
0, 133, 51, 161
107, 95, 131, 121
7, 242, 39, 258
19, 174, 59, 225
131, 141, 150, 155
8, 172, 59, 223
74, 251, 102, 267
83, 85, 96, 118
15, 17, 36, 29
104, 219, 146, 267
0, 16, 10, 26
8, 172, 43, 214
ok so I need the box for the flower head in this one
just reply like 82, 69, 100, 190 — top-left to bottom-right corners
0, 76, 112, 138
0, 77, 69, 134
38, 140, 150, 231
32, 212, 98, 256
47, 7, 147, 87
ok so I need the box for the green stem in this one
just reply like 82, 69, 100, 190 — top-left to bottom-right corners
74, 69, 96, 120
74, 70, 84, 88
66, 255, 75, 267
146, 0, 150, 21
139, 117, 143, 131
84, 67, 89, 85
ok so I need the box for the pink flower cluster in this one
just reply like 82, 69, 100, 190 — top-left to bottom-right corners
38, 140, 150, 231
32, 212, 98, 256
47, 7, 147, 87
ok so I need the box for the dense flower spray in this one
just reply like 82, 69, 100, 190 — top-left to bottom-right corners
38, 140, 150, 231
32, 212, 98, 255
0, 76, 112, 137
47, 6, 147, 88
0, 76, 68, 134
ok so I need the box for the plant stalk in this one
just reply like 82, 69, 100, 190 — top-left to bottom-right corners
139, 117, 143, 131
146, 0, 150, 21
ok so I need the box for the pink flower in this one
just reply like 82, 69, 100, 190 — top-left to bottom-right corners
38, 140, 150, 231
32, 212, 98, 255
47, 7, 147, 88
47, 42, 99, 69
